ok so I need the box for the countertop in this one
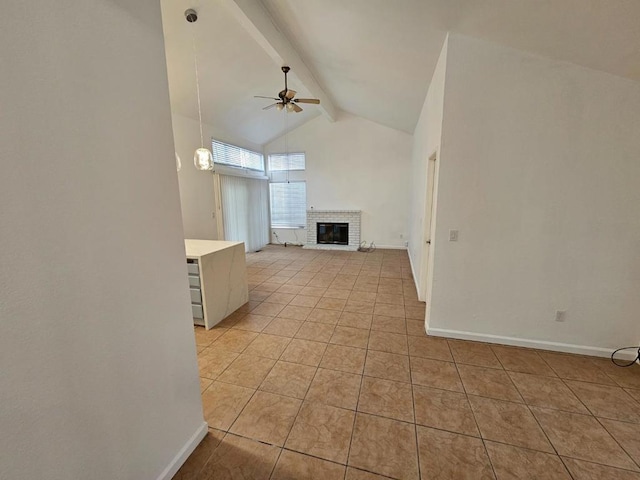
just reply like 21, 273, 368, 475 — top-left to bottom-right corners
184, 239, 244, 258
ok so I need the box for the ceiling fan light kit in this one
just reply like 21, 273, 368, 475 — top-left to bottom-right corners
254, 66, 321, 113
186, 8, 214, 171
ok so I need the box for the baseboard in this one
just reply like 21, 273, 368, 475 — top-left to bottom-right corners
373, 244, 408, 250
427, 327, 636, 360
156, 421, 208, 480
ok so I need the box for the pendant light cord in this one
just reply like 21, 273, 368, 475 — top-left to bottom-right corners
191, 29, 205, 148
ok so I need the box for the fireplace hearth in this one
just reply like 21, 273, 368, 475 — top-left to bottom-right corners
317, 222, 349, 245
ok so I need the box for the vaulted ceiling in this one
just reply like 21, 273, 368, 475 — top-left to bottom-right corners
161, 0, 640, 146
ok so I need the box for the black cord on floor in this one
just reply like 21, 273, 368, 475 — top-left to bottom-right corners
611, 346, 640, 367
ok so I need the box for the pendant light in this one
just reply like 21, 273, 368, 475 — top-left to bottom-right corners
175, 152, 182, 172
186, 9, 214, 171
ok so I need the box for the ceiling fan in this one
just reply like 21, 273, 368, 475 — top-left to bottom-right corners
255, 66, 320, 113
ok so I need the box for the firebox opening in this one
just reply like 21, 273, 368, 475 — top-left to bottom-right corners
317, 222, 349, 245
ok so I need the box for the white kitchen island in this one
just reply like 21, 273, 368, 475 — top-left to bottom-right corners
185, 239, 249, 329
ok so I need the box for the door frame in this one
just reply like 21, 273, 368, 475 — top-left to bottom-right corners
419, 151, 438, 302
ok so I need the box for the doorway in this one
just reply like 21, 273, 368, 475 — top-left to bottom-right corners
419, 152, 437, 302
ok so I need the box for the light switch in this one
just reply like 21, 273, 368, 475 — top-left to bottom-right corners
449, 230, 459, 242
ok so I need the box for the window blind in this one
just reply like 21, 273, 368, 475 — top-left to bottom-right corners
268, 152, 306, 172
269, 182, 306, 228
212, 139, 264, 171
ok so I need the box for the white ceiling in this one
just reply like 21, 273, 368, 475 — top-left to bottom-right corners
162, 0, 640, 145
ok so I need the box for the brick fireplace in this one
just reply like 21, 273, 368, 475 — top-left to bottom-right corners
304, 210, 361, 251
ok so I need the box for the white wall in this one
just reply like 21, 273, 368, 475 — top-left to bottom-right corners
265, 112, 413, 248
408, 36, 448, 300
427, 34, 640, 355
0, 2, 205, 479
172, 113, 263, 240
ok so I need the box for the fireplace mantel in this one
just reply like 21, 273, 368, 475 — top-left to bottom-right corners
304, 210, 361, 251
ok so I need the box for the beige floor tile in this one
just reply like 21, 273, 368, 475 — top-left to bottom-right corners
229, 391, 301, 446
413, 385, 479, 436
231, 313, 274, 333
410, 357, 463, 392
277, 284, 304, 295
599, 418, 640, 465
349, 291, 377, 303
242, 333, 291, 360
564, 380, 640, 423
199, 433, 281, 480
469, 396, 554, 453
262, 318, 303, 337
373, 303, 405, 318
306, 308, 341, 325
531, 406, 637, 470
508, 372, 590, 414
201, 381, 255, 431
406, 319, 425, 336
491, 345, 557, 376
408, 335, 453, 362
458, 364, 524, 403
294, 322, 335, 343
249, 290, 271, 302
604, 364, 640, 389
417, 426, 494, 480
485, 441, 571, 479
280, 339, 327, 367
371, 315, 407, 335
259, 361, 316, 399
322, 288, 351, 300
537, 352, 616, 385
345, 467, 390, 480
404, 304, 426, 320
330, 326, 370, 349
278, 305, 313, 321
306, 368, 362, 410
195, 326, 227, 347
263, 292, 296, 305
316, 297, 347, 311
214, 329, 259, 353
271, 450, 345, 480
562, 457, 640, 480
449, 340, 503, 369
318, 343, 366, 374
251, 302, 285, 317
339, 311, 374, 328
200, 377, 213, 393
285, 401, 355, 463
357, 376, 414, 422
368, 331, 408, 355
375, 293, 404, 305
348, 413, 419, 480
364, 350, 411, 383
289, 294, 321, 308
217, 354, 276, 389
198, 347, 239, 379
173, 428, 225, 480
299, 286, 327, 297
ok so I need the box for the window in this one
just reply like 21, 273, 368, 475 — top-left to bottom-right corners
212, 139, 264, 171
269, 182, 306, 228
268, 152, 305, 172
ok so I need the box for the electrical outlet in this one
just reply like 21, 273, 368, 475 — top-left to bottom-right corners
404, 241, 409, 247
449, 230, 459, 242
555, 310, 566, 322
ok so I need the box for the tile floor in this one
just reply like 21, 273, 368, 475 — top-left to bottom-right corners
175, 245, 640, 480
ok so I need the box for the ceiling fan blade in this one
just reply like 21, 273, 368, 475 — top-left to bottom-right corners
263, 103, 278, 110
291, 103, 303, 113
294, 98, 320, 104
285, 89, 296, 99
254, 95, 280, 100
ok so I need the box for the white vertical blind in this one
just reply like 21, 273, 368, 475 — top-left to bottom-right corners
219, 174, 269, 252
269, 182, 307, 228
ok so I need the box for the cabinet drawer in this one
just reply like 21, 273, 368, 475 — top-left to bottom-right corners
191, 304, 204, 319
188, 275, 201, 288
190, 288, 202, 304
187, 261, 199, 275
